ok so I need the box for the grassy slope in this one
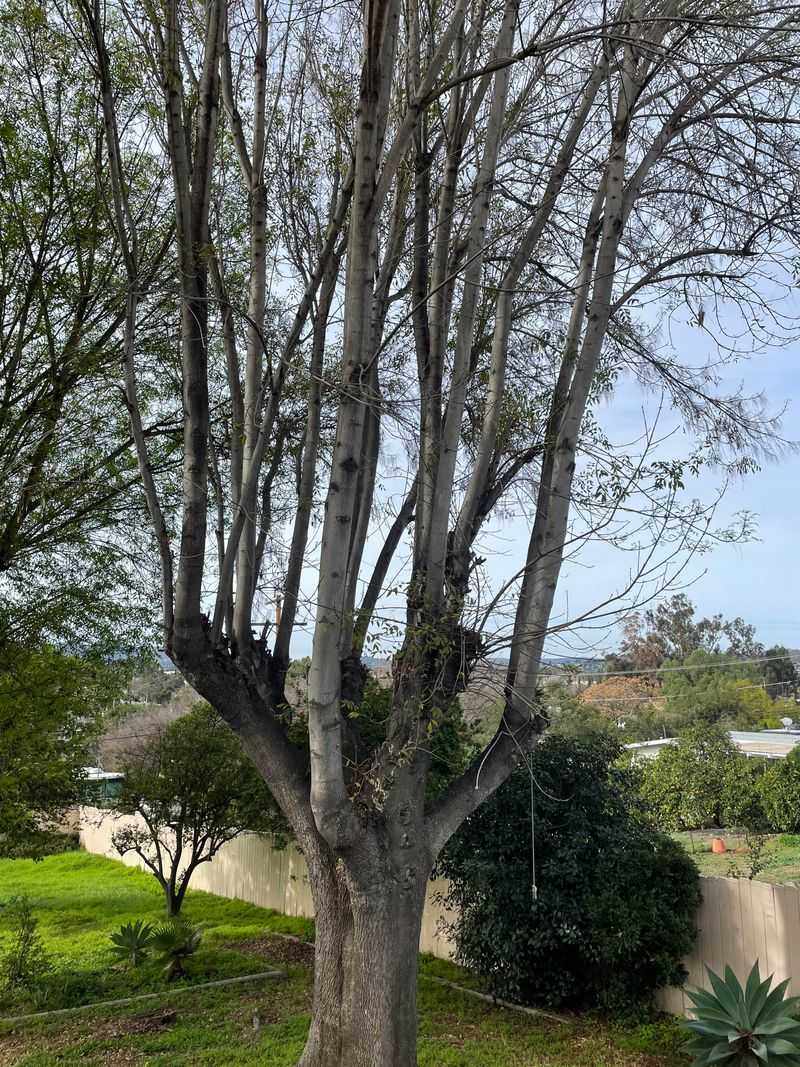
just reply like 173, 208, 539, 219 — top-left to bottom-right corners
675, 831, 800, 883
0, 852, 687, 1067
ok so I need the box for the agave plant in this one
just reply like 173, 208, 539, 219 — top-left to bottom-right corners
109, 919, 154, 967
683, 961, 800, 1066
150, 919, 203, 981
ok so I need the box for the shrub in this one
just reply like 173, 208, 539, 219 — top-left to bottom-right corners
150, 919, 202, 980
760, 750, 800, 834
683, 961, 800, 1065
639, 724, 769, 832
0, 896, 51, 995
437, 735, 700, 1012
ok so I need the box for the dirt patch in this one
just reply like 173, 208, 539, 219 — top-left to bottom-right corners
232, 934, 314, 968
0, 1036, 28, 1067
99, 1008, 178, 1039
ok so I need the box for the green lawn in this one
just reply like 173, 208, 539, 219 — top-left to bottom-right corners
675, 831, 800, 883
0, 852, 688, 1066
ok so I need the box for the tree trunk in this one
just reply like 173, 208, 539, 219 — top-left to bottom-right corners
299, 848, 428, 1067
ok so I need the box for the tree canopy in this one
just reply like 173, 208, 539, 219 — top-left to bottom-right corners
0, 643, 121, 857
112, 704, 285, 915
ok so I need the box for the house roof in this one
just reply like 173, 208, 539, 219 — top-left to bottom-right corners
83, 766, 124, 781
625, 731, 800, 760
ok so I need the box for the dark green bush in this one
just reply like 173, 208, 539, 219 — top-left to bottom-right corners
437, 735, 701, 1013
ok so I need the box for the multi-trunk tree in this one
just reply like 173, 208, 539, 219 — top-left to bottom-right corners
71, 0, 800, 1061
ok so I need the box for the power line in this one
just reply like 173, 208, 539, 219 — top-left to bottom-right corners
566, 653, 796, 680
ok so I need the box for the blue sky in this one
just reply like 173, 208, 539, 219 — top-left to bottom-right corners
543, 333, 800, 657
294, 308, 800, 661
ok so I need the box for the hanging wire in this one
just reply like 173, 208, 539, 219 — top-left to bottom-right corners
475, 706, 572, 904
529, 758, 537, 902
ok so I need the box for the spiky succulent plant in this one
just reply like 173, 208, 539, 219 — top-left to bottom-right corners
683, 961, 800, 1066
109, 919, 154, 967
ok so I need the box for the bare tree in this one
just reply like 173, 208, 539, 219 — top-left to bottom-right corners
77, 0, 800, 1061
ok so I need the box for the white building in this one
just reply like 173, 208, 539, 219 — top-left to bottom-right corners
626, 729, 800, 763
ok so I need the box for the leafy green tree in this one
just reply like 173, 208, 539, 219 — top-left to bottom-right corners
0, 1, 173, 655
720, 755, 769, 832
112, 704, 287, 915
618, 595, 765, 674
638, 723, 739, 831
660, 650, 767, 730
0, 643, 120, 857
759, 749, 800, 833
762, 646, 798, 700
438, 735, 700, 1011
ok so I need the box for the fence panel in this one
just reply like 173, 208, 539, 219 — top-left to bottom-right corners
79, 809, 800, 1014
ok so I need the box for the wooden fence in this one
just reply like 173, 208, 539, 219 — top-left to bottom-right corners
79, 808, 800, 1015
658, 876, 800, 1014
78, 808, 456, 962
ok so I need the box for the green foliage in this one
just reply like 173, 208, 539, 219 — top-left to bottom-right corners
638, 723, 774, 833
639, 723, 739, 831
683, 961, 800, 1066
438, 735, 700, 1012
0, 896, 51, 994
618, 595, 764, 675
0, 2, 166, 655
759, 751, 800, 834
286, 674, 477, 801
544, 682, 620, 740
349, 678, 477, 799
660, 651, 767, 731
109, 919, 154, 967
0, 642, 124, 857
150, 918, 203, 980
126, 661, 185, 705
113, 703, 287, 913
721, 756, 770, 832
763, 648, 799, 698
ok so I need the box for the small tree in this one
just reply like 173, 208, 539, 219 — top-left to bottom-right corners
759, 749, 800, 834
638, 723, 739, 831
638, 723, 771, 832
720, 755, 769, 832
112, 704, 285, 915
